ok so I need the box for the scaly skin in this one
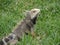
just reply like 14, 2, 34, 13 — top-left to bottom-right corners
0, 8, 40, 45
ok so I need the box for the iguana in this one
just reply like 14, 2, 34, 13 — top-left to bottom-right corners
0, 8, 40, 45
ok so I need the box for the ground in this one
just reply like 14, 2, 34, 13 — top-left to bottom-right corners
0, 0, 60, 45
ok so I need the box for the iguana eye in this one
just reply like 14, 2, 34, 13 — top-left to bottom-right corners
32, 10, 36, 13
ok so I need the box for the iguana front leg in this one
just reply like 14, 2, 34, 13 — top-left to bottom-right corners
31, 28, 36, 38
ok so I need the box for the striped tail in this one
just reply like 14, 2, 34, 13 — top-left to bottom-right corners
0, 33, 18, 45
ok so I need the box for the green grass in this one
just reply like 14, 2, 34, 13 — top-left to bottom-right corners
0, 0, 60, 45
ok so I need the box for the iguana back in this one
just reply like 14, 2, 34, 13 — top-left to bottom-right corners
0, 8, 40, 45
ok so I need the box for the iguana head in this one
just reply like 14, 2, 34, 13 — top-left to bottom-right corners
25, 8, 40, 24
26, 8, 40, 19
29, 8, 40, 19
